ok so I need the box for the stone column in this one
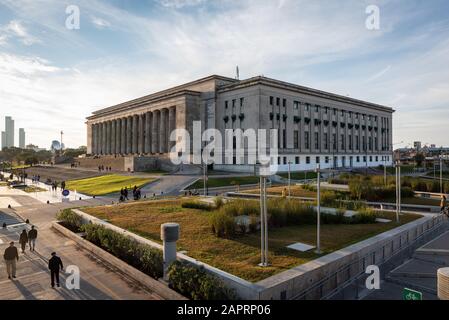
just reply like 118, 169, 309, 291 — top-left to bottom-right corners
168, 107, 176, 152
115, 119, 121, 154
106, 121, 112, 155
95, 123, 100, 155
126, 116, 133, 154
91, 124, 96, 155
102, 122, 107, 155
160, 109, 167, 154
152, 110, 160, 154
145, 112, 152, 154
132, 115, 138, 154
121, 118, 126, 155
138, 114, 144, 155
110, 120, 115, 154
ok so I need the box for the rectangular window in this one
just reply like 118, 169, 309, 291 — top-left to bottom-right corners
282, 98, 287, 107
363, 136, 367, 150
349, 135, 352, 150
240, 97, 244, 107
295, 156, 300, 164
375, 156, 379, 162
324, 107, 328, 114
356, 136, 359, 150
294, 130, 299, 149
363, 156, 367, 162
324, 133, 328, 149
305, 104, 310, 111
333, 108, 337, 115
283, 130, 286, 149
357, 156, 360, 162
294, 101, 300, 110
332, 133, 337, 150
232, 99, 236, 109
225, 101, 228, 109
306, 156, 311, 164
305, 132, 310, 149
278, 157, 281, 165
315, 132, 319, 149
315, 105, 319, 112
283, 157, 287, 165
276, 97, 280, 106
325, 156, 329, 164
316, 156, 320, 164
270, 96, 274, 105
341, 134, 345, 149
341, 110, 345, 117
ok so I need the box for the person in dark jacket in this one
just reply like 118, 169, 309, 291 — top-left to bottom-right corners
48, 252, 64, 288
3, 242, 19, 279
28, 226, 38, 251
19, 230, 28, 253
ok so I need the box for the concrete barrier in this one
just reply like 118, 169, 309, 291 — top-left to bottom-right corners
51, 221, 186, 300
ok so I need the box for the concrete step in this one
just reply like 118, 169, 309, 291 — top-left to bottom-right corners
389, 258, 441, 279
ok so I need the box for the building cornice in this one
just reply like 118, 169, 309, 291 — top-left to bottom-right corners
89, 74, 237, 119
87, 90, 202, 120
218, 76, 395, 113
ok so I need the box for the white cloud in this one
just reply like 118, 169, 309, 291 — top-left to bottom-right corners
158, 0, 208, 8
2, 20, 41, 45
91, 17, 111, 29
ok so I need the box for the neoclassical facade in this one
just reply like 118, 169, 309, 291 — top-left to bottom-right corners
86, 75, 394, 172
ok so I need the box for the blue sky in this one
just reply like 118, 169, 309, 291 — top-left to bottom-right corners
0, 0, 448, 149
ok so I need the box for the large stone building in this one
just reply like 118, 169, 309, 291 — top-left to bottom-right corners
85, 75, 394, 172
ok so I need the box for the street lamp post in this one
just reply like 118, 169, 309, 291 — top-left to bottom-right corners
287, 161, 292, 199
440, 155, 443, 194
315, 164, 321, 254
258, 162, 270, 267
395, 161, 401, 223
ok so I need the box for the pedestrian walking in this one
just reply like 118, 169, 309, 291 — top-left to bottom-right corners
124, 187, 129, 200
3, 242, 19, 279
48, 252, 64, 288
28, 226, 38, 251
61, 181, 66, 191
441, 195, 447, 214
19, 230, 28, 253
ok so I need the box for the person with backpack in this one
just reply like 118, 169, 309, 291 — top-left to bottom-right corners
441, 195, 447, 214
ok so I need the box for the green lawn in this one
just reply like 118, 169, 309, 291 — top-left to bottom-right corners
186, 176, 260, 190
24, 186, 47, 193
66, 174, 155, 196
279, 171, 318, 180
83, 199, 420, 282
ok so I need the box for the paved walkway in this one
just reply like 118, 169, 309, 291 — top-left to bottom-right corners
364, 230, 449, 300
0, 187, 163, 300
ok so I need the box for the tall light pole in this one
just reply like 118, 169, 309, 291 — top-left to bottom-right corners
287, 161, 292, 199
395, 161, 401, 223
315, 164, 321, 254
440, 155, 443, 194
258, 162, 270, 267
60, 130, 64, 152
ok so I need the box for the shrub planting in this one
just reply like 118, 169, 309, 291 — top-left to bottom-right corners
210, 211, 237, 238
167, 261, 237, 300
81, 223, 163, 279
57, 209, 83, 232
181, 201, 214, 211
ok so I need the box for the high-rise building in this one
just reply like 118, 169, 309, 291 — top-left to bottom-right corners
1, 131, 6, 150
19, 128, 25, 148
4, 116, 14, 148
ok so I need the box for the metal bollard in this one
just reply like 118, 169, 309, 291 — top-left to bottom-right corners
161, 223, 180, 281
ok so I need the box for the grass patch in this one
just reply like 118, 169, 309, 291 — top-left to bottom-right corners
24, 185, 47, 193
246, 185, 317, 198
186, 176, 260, 190
83, 199, 421, 282
65, 174, 155, 196
278, 171, 318, 180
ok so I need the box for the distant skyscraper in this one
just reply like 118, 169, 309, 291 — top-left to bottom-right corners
1, 131, 6, 150
4, 116, 14, 148
19, 128, 25, 148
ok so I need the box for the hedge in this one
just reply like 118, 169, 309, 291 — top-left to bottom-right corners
167, 261, 237, 300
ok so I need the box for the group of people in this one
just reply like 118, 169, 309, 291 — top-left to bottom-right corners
119, 185, 142, 202
3, 227, 64, 288
31, 175, 41, 183
98, 165, 112, 172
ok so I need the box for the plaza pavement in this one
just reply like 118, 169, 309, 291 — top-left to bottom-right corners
0, 186, 163, 300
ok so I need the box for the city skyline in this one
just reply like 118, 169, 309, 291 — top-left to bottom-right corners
0, 0, 449, 149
